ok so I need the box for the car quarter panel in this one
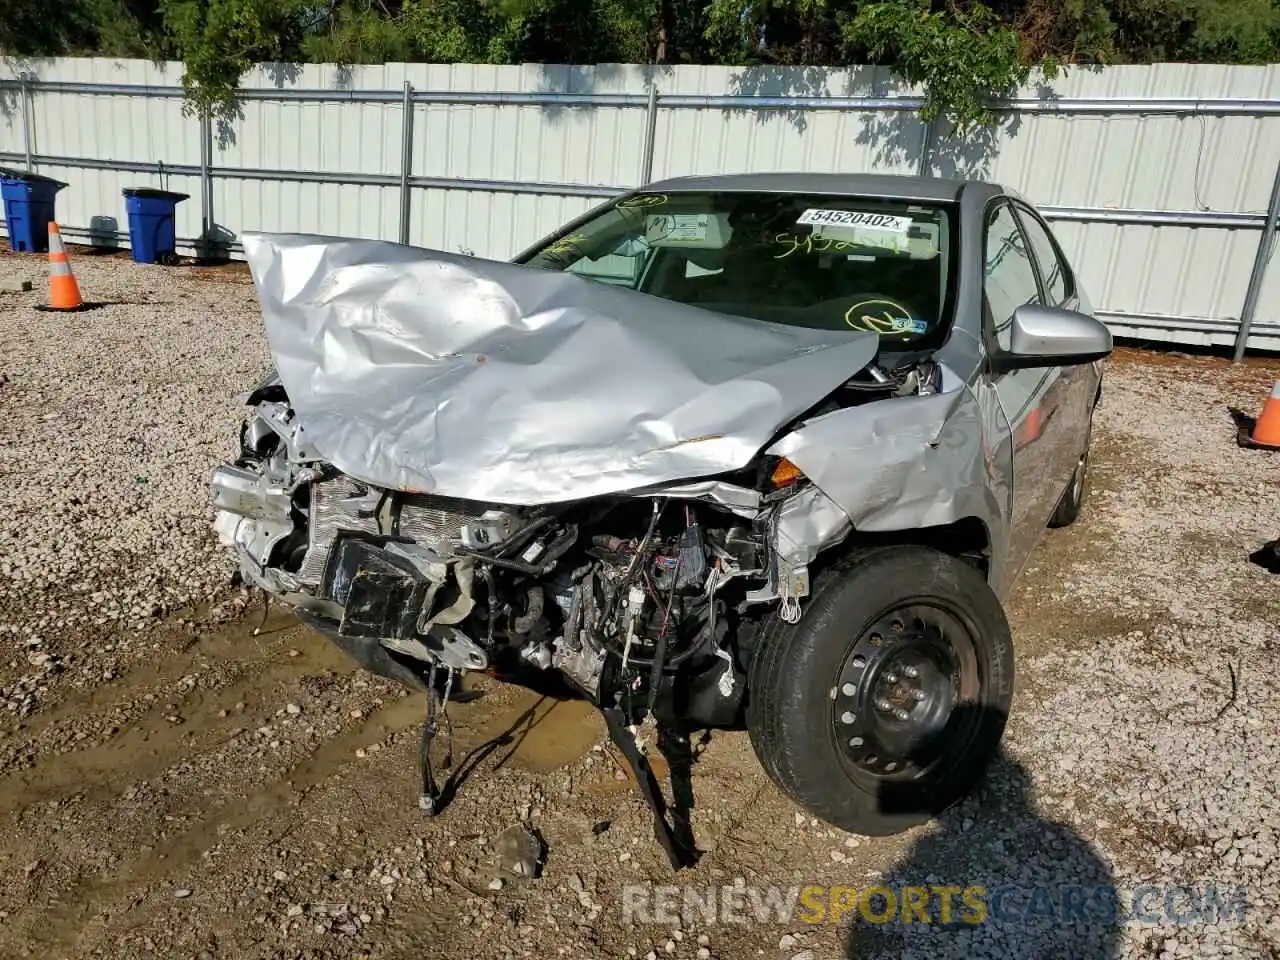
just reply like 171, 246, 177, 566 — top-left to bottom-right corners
765, 353, 1014, 592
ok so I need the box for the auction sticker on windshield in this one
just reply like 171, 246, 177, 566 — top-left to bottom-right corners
647, 214, 710, 242
796, 209, 911, 233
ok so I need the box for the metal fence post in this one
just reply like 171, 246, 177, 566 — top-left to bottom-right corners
640, 80, 658, 185
19, 76, 33, 170
917, 115, 935, 177
199, 110, 213, 252
399, 81, 414, 245
1233, 153, 1280, 361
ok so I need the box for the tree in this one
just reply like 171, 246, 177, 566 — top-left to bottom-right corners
302, 1, 417, 66
4, 0, 1280, 132
0, 0, 169, 59
159, 0, 319, 120
847, 0, 1063, 132
700, 0, 1061, 131
705, 0, 848, 64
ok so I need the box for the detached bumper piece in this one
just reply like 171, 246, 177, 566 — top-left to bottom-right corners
602, 706, 699, 870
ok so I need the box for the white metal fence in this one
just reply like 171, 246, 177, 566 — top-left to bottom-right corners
3, 57, 1280, 355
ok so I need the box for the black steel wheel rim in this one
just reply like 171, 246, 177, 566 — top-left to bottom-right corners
830, 601, 982, 781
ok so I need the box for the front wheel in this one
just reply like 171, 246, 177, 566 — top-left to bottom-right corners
746, 546, 1013, 836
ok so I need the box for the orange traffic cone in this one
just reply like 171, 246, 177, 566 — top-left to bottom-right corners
1251, 377, 1280, 450
42, 222, 85, 311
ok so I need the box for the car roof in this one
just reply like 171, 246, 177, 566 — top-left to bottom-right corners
637, 172, 989, 203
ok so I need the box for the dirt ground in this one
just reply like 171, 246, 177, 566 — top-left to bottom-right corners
1, 253, 1278, 959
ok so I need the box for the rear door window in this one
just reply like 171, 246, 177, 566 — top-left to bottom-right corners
1015, 205, 1072, 306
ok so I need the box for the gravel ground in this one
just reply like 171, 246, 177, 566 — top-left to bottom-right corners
0, 252, 1278, 960
0, 252, 265, 718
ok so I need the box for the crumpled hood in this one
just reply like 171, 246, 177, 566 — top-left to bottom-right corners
241, 233, 881, 505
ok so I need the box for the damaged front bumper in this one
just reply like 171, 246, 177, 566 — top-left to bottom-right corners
213, 446, 521, 675
211, 401, 850, 687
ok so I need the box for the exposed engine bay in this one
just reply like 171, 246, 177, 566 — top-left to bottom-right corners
217, 356, 941, 693
212, 357, 942, 866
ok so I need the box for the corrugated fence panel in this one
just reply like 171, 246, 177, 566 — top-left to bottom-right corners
207, 63, 406, 244
1254, 236, 1280, 330
653, 65, 928, 180
12, 58, 204, 246
410, 190, 599, 260
211, 179, 400, 242
2, 57, 1280, 351
975, 64, 1280, 346
0, 83, 20, 157
409, 63, 644, 189
992, 64, 1280, 212
1052, 220, 1261, 317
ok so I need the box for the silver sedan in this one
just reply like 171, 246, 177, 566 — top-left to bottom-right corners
212, 172, 1111, 864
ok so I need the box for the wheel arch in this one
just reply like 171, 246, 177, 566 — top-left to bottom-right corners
819, 516, 993, 582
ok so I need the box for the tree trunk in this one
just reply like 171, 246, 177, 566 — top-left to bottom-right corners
655, 0, 672, 63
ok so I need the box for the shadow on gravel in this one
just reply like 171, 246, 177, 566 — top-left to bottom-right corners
1248, 536, 1280, 574
431, 694, 547, 811
845, 740, 1120, 959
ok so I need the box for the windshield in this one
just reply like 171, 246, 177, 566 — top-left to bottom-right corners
519, 190, 956, 346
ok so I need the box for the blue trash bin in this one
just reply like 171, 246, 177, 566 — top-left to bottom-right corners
123, 188, 189, 264
0, 169, 68, 253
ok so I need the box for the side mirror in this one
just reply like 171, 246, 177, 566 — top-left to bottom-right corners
990, 304, 1113, 374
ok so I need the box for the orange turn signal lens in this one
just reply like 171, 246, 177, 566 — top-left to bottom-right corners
771, 457, 803, 487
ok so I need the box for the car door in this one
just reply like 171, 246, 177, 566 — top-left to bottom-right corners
981, 199, 1079, 592
1011, 201, 1098, 480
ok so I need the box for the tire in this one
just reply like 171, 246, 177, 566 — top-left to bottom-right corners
1049, 419, 1093, 528
746, 546, 1014, 836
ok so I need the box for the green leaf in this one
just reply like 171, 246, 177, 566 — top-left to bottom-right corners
845, 0, 1048, 133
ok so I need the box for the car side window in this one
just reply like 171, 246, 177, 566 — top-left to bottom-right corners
1015, 206, 1072, 306
983, 202, 1041, 353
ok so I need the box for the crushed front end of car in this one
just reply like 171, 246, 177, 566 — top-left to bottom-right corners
212, 232, 987, 867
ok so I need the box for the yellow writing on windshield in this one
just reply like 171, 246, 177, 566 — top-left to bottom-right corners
541, 232, 588, 261
773, 232, 855, 259
617, 193, 668, 210
777, 229, 913, 257
844, 299, 917, 335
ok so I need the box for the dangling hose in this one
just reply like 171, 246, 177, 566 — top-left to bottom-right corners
418, 665, 455, 815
